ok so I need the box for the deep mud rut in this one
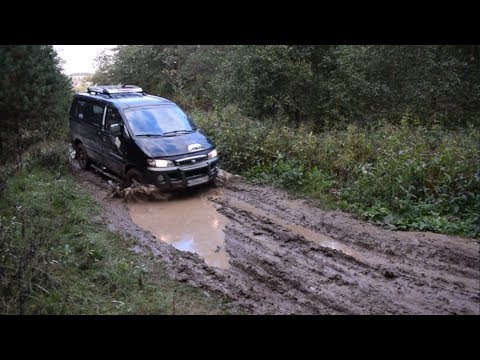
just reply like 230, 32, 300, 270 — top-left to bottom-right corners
74, 166, 480, 315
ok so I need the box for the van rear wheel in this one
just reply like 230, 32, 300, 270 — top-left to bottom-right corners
76, 143, 90, 170
125, 168, 144, 187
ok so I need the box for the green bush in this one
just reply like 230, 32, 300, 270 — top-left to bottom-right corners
193, 107, 480, 238
0, 45, 72, 165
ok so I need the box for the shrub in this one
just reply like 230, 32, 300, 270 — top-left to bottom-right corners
193, 106, 480, 237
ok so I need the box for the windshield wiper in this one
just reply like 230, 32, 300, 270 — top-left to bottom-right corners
162, 130, 193, 136
136, 134, 163, 137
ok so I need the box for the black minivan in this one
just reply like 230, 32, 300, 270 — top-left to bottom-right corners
69, 85, 219, 190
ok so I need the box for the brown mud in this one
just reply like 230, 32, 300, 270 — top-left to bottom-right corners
74, 166, 480, 315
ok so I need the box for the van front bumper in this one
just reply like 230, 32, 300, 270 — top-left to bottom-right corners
144, 157, 219, 190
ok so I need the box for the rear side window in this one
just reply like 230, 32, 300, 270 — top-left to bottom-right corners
70, 100, 87, 120
70, 99, 104, 128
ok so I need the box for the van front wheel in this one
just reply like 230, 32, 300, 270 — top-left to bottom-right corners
125, 168, 144, 187
76, 143, 90, 170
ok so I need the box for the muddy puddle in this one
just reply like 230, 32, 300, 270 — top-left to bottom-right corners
127, 191, 230, 269
77, 163, 480, 314
127, 188, 369, 269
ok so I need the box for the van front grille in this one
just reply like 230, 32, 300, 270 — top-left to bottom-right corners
176, 155, 208, 167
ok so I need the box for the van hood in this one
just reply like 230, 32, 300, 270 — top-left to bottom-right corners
133, 131, 214, 158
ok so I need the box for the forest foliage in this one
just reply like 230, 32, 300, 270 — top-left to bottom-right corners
92, 45, 480, 237
93, 45, 480, 127
1, 45, 479, 237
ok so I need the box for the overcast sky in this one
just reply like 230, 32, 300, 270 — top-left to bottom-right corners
53, 45, 117, 75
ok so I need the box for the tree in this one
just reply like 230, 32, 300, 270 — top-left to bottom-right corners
91, 45, 480, 128
0, 45, 72, 163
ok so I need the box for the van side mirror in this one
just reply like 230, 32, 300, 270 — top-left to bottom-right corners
110, 123, 123, 137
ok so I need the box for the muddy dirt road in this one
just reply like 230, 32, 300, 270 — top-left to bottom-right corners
75, 167, 480, 315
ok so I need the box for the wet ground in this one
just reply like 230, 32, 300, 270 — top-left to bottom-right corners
128, 195, 230, 269
74, 166, 480, 315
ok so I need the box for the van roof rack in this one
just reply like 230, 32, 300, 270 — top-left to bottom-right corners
87, 85, 144, 97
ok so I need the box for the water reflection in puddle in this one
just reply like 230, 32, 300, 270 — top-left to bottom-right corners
127, 192, 230, 269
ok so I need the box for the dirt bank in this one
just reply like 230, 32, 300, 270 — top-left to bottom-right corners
74, 166, 480, 315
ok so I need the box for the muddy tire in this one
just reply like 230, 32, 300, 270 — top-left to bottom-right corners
76, 143, 90, 170
125, 168, 144, 187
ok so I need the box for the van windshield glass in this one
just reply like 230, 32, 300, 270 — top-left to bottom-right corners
124, 105, 196, 136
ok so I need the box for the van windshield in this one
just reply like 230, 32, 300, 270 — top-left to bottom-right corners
124, 105, 196, 136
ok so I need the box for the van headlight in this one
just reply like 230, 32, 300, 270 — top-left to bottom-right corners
147, 159, 174, 168
208, 149, 218, 159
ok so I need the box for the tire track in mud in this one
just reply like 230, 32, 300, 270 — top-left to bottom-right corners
74, 167, 480, 315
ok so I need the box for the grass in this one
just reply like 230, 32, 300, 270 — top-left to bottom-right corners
0, 162, 236, 314
194, 106, 480, 238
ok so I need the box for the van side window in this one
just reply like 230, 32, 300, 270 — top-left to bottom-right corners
69, 99, 77, 117
89, 103, 105, 128
105, 106, 122, 132
71, 100, 87, 120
